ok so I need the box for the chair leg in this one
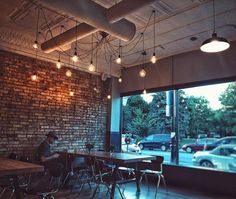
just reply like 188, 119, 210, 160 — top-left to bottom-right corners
90, 182, 99, 199
0, 187, 7, 199
155, 174, 161, 194
144, 174, 150, 190
161, 175, 168, 192
116, 184, 126, 199
9, 189, 15, 199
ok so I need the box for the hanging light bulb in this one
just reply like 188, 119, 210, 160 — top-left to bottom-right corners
88, 61, 95, 72
56, 59, 62, 69
139, 68, 146, 78
151, 53, 157, 64
33, 40, 38, 49
151, 10, 157, 64
72, 50, 78, 62
116, 55, 121, 64
143, 89, 147, 95
107, 95, 111, 99
118, 76, 122, 83
200, 0, 230, 53
66, 70, 72, 77
31, 74, 37, 81
69, 91, 74, 96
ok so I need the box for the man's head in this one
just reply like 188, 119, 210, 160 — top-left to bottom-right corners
46, 132, 58, 144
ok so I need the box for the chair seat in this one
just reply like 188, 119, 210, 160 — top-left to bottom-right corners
140, 169, 162, 175
22, 184, 58, 196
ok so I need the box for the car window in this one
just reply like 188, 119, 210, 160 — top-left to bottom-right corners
146, 135, 154, 141
229, 139, 236, 144
196, 140, 204, 144
216, 139, 229, 145
207, 139, 217, 144
212, 146, 236, 156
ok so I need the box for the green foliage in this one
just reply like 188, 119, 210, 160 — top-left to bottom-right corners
123, 95, 150, 137
123, 83, 236, 139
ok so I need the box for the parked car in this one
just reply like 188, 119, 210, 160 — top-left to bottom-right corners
197, 134, 207, 139
138, 134, 171, 151
192, 144, 236, 172
204, 136, 236, 151
182, 138, 217, 153
121, 143, 141, 154
121, 135, 141, 154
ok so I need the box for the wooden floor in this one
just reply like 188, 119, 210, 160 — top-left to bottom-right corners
30, 182, 235, 199
2, 181, 235, 199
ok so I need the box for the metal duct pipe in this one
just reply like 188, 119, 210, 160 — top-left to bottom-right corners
41, 23, 97, 53
39, 0, 136, 41
107, 0, 156, 23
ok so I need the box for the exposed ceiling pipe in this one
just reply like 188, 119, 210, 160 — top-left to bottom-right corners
39, 0, 135, 40
39, 0, 155, 53
107, 0, 156, 23
41, 23, 97, 53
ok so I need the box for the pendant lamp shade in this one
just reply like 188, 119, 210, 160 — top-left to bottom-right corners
200, 33, 230, 53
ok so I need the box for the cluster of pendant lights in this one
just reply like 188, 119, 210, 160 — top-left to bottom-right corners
31, 0, 230, 97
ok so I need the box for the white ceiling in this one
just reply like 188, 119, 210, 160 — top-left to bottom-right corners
0, 0, 236, 77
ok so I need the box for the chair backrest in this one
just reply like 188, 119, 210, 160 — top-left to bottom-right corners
8, 153, 18, 160
71, 157, 86, 171
151, 156, 164, 172
48, 163, 64, 190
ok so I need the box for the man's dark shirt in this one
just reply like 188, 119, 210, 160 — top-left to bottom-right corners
38, 140, 51, 163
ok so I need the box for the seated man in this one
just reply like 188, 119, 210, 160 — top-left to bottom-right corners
38, 132, 63, 172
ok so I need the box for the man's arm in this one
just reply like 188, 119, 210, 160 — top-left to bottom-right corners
40, 153, 59, 162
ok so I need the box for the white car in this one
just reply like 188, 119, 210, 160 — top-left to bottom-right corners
122, 143, 141, 154
192, 144, 236, 172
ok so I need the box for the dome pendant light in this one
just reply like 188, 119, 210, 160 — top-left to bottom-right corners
200, 0, 230, 53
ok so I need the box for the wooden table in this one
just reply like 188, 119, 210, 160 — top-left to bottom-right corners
0, 158, 44, 199
64, 151, 155, 199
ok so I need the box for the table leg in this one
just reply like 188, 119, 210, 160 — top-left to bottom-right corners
135, 165, 141, 193
12, 175, 23, 199
110, 166, 118, 199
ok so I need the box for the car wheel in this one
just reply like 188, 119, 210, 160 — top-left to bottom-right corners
186, 146, 193, 153
161, 145, 167, 151
139, 144, 144, 150
200, 160, 214, 168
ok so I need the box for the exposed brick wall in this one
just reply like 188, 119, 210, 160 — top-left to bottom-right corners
0, 50, 110, 160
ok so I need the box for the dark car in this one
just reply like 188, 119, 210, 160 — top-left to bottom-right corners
182, 138, 217, 153
138, 134, 171, 151
204, 136, 236, 151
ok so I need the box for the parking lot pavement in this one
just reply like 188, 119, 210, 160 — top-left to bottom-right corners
141, 149, 194, 166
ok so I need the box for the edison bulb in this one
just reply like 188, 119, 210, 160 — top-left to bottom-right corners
69, 91, 74, 96
66, 70, 72, 77
116, 55, 121, 64
56, 60, 62, 69
88, 62, 95, 72
139, 68, 146, 77
72, 51, 78, 62
118, 76, 122, 83
31, 74, 37, 81
33, 41, 38, 49
107, 95, 111, 99
151, 54, 157, 64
